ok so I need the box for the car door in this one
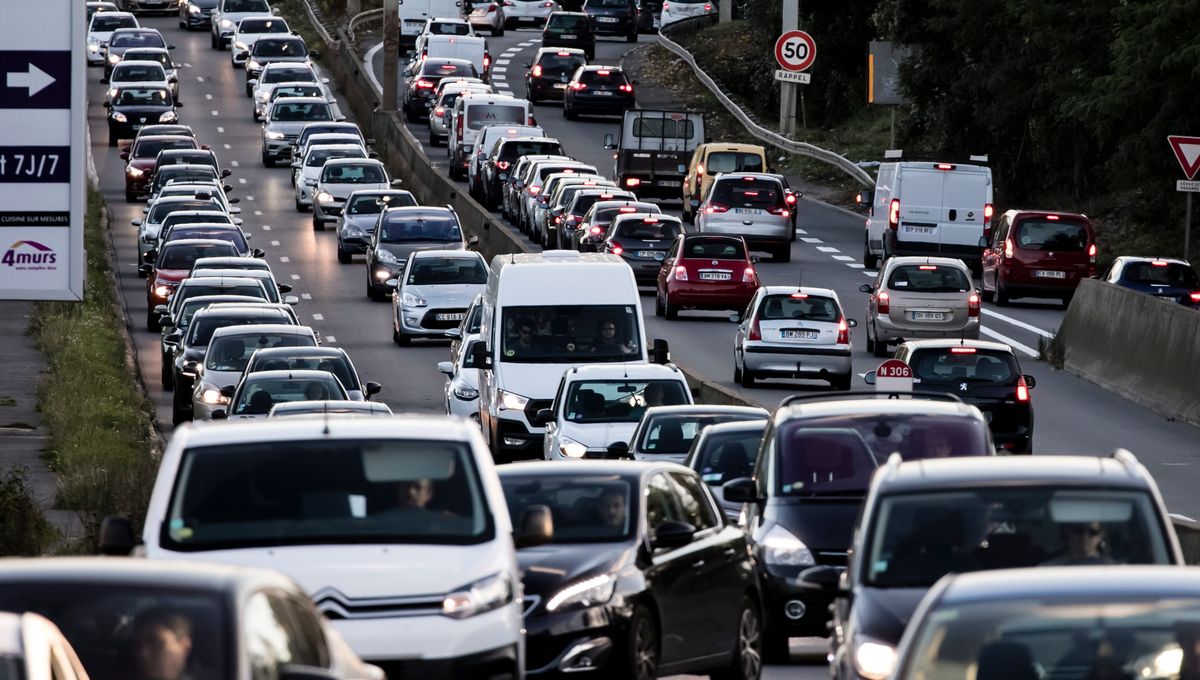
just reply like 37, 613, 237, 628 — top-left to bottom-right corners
983, 214, 1011, 291
658, 235, 681, 294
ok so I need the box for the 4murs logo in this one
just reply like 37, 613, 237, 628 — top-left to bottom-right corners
1, 240, 58, 270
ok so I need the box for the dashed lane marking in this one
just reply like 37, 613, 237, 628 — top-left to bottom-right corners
279, 256, 290, 263
800, 237, 822, 244
261, 225, 271, 231
816, 246, 839, 253
237, 178, 246, 184
205, 94, 213, 100
324, 335, 336, 343
230, 160, 239, 167
980, 326, 1039, 358
216, 126, 224, 133
832, 255, 854, 261
246, 195, 254, 201
223, 143, 231, 149
196, 76, 204, 82
254, 210, 263, 216
846, 263, 865, 269
795, 228, 807, 235
290, 274, 301, 280
211, 110, 219, 116
301, 293, 312, 300
270, 240, 280, 246
493, 67, 508, 74
981, 309, 1055, 339
312, 313, 324, 321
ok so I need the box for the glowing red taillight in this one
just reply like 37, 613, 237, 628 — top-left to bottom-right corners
984, 203, 993, 222
609, 244, 623, 255
1016, 375, 1030, 402
532, 64, 543, 77
876, 290, 890, 314
415, 79, 434, 88
588, 226, 602, 235
950, 346, 977, 354
624, 177, 640, 187
1004, 238, 1014, 258
528, 184, 541, 196
569, 82, 586, 91
673, 265, 687, 281
1190, 292, 1200, 303
619, 84, 633, 93
1088, 243, 1097, 263
742, 267, 755, 284
968, 292, 980, 317
785, 192, 796, 205
434, 106, 445, 117
706, 203, 729, 214
767, 206, 789, 217
495, 160, 510, 170
888, 198, 900, 229
836, 317, 850, 344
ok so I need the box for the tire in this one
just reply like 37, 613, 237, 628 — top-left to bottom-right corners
245, 82, 252, 97
108, 129, 118, 147
774, 244, 791, 263
312, 215, 324, 231
171, 392, 191, 425
1061, 292, 1073, 308
981, 285, 995, 303
863, 235, 879, 269
996, 277, 1011, 306
865, 330, 876, 355
733, 361, 742, 383
211, 33, 219, 49
739, 362, 756, 388
831, 373, 852, 391
180, 20, 187, 30
160, 358, 173, 391
710, 597, 763, 680
495, 23, 505, 36
654, 291, 665, 317
428, 129, 439, 146
664, 298, 678, 320
528, 91, 538, 106
626, 31, 637, 43
367, 282, 383, 301
762, 631, 790, 665
621, 605, 659, 680
1015, 436, 1033, 454
261, 152, 273, 167
126, 190, 137, 203
295, 198, 306, 212
146, 307, 160, 333
871, 327, 889, 358
395, 327, 412, 346
337, 243, 352, 264
564, 104, 577, 120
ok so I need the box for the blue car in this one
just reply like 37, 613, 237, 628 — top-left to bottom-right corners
1102, 256, 1200, 308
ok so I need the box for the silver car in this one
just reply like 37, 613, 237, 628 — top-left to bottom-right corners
260, 97, 338, 167
336, 189, 418, 262
622, 405, 770, 464
268, 400, 393, 418
695, 172, 794, 262
191, 322, 314, 420
390, 250, 489, 345
215, 368, 347, 421
438, 333, 483, 421
503, 0, 558, 27
732, 285, 856, 389
860, 256, 981, 358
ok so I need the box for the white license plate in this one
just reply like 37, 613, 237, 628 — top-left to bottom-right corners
593, 90, 614, 96
560, 33, 577, 38
553, 83, 568, 89
782, 329, 819, 340
699, 271, 731, 281
436, 313, 466, 321
734, 208, 759, 214
902, 225, 934, 235
636, 250, 663, 259
658, 180, 681, 187
597, 16, 618, 22
1034, 270, 1067, 279
911, 311, 947, 321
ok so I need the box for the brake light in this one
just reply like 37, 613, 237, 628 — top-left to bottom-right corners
704, 2, 711, 9
415, 79, 434, 88
836, 317, 850, 344
609, 244, 622, 255
950, 346, 977, 354
540, 1, 553, 6
1045, 214, 1059, 220
642, 217, 658, 223
554, 216, 562, 224
1016, 375, 1030, 402
706, 203, 729, 214
1152, 259, 1169, 267
785, 192, 796, 205
618, 207, 637, 212
739, 266, 756, 284
528, 184, 541, 196
984, 202, 993, 221
484, 54, 491, 70
495, 160, 510, 170
673, 265, 687, 281
434, 106, 445, 117
597, 69, 610, 76
918, 265, 937, 270
589, 225, 602, 235
532, 64, 543, 77
662, 0, 669, 8
968, 293, 980, 317
888, 198, 900, 229
876, 290, 889, 314
1190, 292, 1200, 302
624, 177, 640, 187
747, 315, 761, 341
1088, 243, 1097, 263
790, 292, 808, 299
569, 82, 586, 91
695, 163, 703, 176
486, 3, 496, 11
619, 84, 633, 93
456, 112, 463, 138
556, 51, 572, 56
935, 163, 955, 170
767, 206, 790, 217
599, 193, 615, 199
1004, 238, 1013, 258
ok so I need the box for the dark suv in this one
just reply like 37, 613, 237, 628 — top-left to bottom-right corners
583, 0, 640, 41
541, 12, 596, 59
803, 450, 1183, 680
524, 47, 588, 104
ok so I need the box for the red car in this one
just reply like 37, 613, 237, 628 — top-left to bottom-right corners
655, 234, 759, 319
981, 209, 1097, 306
141, 238, 239, 331
121, 134, 197, 202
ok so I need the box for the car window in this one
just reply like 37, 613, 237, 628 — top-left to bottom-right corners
579, 69, 626, 85
112, 31, 165, 48
272, 102, 331, 121
758, 294, 839, 322
710, 178, 782, 207
535, 52, 586, 76
1121, 262, 1200, 287
253, 37, 307, 57
305, 148, 364, 167
693, 428, 764, 486
466, 104, 528, 130
791, 413, 990, 462
774, 425, 877, 496
632, 117, 694, 139
547, 14, 589, 30
1014, 218, 1089, 252
115, 88, 173, 106
613, 218, 681, 240
124, 50, 172, 69
705, 151, 763, 174
273, 84, 323, 99
887, 264, 973, 293
348, 193, 414, 214
422, 61, 475, 77
681, 237, 745, 259
564, 379, 688, 424
640, 414, 763, 454
430, 21, 471, 35
379, 215, 461, 243
321, 163, 385, 184
644, 473, 683, 532
406, 257, 487, 285
240, 18, 288, 33
114, 63, 165, 81
92, 14, 138, 30
233, 375, 346, 413
159, 243, 238, 270
668, 472, 720, 531
248, 354, 356, 390
264, 68, 315, 83
502, 474, 633, 542
135, 139, 194, 158
589, 0, 630, 7
910, 348, 1019, 386
500, 304, 641, 363
244, 591, 321, 679
225, 0, 270, 10
207, 333, 316, 372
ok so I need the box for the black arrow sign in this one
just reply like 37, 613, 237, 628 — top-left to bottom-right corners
0, 51, 71, 109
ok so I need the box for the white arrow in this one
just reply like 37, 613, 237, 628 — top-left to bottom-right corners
6, 64, 55, 97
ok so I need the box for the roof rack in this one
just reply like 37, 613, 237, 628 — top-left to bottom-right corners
778, 391, 964, 407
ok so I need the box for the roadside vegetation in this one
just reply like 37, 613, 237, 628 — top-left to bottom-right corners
0, 468, 55, 555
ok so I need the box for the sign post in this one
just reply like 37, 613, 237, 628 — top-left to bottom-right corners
382, 0, 399, 111
0, 1, 84, 301
874, 359, 913, 395
1168, 135, 1200, 261
774, 26, 814, 138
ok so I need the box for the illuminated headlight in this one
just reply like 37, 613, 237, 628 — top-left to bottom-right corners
374, 249, 397, 264
159, 111, 177, 123
189, 3, 201, 13
315, 190, 334, 204
853, 638, 898, 680
265, 130, 285, 140
247, 59, 261, 70
107, 88, 118, 100
153, 284, 171, 298
442, 573, 512, 619
220, 18, 234, 28
198, 385, 230, 405
235, 41, 249, 51
498, 389, 529, 411
112, 112, 128, 122
401, 292, 427, 308
762, 524, 815, 567
374, 269, 392, 280
545, 574, 615, 612
108, 54, 121, 65
559, 437, 587, 459
127, 167, 144, 178
453, 385, 479, 400
89, 43, 101, 53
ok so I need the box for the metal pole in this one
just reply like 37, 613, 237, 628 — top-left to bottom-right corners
890, 106, 895, 148
719, 0, 731, 23
1186, 192, 1193, 261
778, 0, 798, 137
382, 0, 399, 111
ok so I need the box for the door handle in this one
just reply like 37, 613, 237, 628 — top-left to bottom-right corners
722, 548, 737, 557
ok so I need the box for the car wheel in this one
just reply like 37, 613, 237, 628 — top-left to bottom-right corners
312, 215, 323, 231
396, 327, 412, 346
762, 631, 790, 664
871, 327, 889, 358
244, 82, 252, 97
622, 604, 659, 680
654, 290, 665, 316
211, 33, 219, 49
180, 20, 187, 30
733, 355, 742, 383
160, 359, 173, 391
831, 373, 852, 391
863, 235, 879, 269
108, 129, 118, 147
495, 23, 505, 36
528, 90, 539, 106
664, 297, 678, 320
126, 190, 137, 203
295, 198, 306, 212
626, 31, 638, 43
981, 283, 995, 303
367, 281, 383, 301
738, 362, 756, 388
564, 103, 577, 120
337, 243, 352, 264
996, 277, 1011, 306
710, 597, 763, 680
1015, 436, 1033, 454
171, 392, 191, 425
1060, 292, 1073, 308
774, 243, 791, 262
146, 307, 160, 332
261, 152, 273, 167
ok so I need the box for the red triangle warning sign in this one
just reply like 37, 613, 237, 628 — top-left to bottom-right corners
1168, 135, 1200, 180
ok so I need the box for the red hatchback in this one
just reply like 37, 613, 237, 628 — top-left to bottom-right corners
981, 209, 1097, 306
655, 234, 759, 319
120, 134, 197, 203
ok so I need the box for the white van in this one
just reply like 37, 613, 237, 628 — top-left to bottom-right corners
420, 34, 490, 79
472, 251, 670, 461
862, 153, 994, 270
134, 416, 550, 677
399, 0, 464, 52
447, 94, 535, 180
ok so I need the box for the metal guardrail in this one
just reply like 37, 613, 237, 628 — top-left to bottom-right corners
656, 17, 874, 187
348, 7, 384, 45
299, 0, 339, 48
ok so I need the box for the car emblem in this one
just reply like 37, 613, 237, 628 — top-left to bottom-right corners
139, 117, 147, 123
712, 260, 718, 265
959, 382, 968, 391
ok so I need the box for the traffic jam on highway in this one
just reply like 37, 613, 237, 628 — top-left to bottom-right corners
9, 1, 1200, 680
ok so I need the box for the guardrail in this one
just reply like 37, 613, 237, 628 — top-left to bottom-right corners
299, 0, 339, 48
348, 7, 385, 46
656, 16, 874, 187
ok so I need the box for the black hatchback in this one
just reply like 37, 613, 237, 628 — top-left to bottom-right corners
583, 0, 640, 40
104, 86, 181, 146
893, 339, 1036, 453
563, 65, 636, 118
542, 12, 596, 59
604, 213, 684, 285
525, 47, 588, 104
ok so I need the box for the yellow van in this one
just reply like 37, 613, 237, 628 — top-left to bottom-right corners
681, 142, 770, 222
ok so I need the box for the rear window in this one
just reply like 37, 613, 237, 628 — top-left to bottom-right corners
115, 88, 173, 106
264, 68, 315, 84
497, 140, 562, 162
379, 215, 462, 243
536, 53, 586, 75
758, 294, 839, 322
466, 104, 527, 130
710, 178, 782, 207
272, 84, 323, 99
225, 0, 270, 10
430, 21, 472, 35
322, 163, 386, 184
547, 14, 590, 30
1121, 262, 1200, 287
681, 238, 745, 260
271, 101, 331, 121
306, 148, 364, 166
406, 257, 487, 285
249, 354, 357, 390
910, 348, 1019, 386
775, 425, 878, 496
887, 264, 972, 293
348, 193, 416, 214
239, 18, 288, 33
588, 0, 631, 7
114, 63, 164, 81
134, 139, 194, 159
693, 427, 764, 486
422, 61, 475, 77
124, 50, 172, 69
112, 31, 164, 48
1014, 218, 1089, 252
639, 413, 764, 454
614, 219, 681, 240
579, 70, 626, 85
705, 151, 764, 174
632, 117, 695, 139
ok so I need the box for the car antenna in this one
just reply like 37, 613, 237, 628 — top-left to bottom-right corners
322, 398, 331, 435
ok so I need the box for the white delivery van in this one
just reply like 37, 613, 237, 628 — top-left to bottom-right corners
132, 416, 551, 677
421, 34, 490, 80
399, 0, 464, 52
448, 93, 535, 180
472, 251, 670, 461
862, 153, 994, 270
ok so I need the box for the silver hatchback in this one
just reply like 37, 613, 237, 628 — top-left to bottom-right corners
696, 172, 793, 262
391, 250, 489, 345
733, 285, 856, 389
861, 256, 981, 358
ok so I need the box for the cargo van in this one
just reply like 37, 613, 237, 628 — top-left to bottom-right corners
448, 93, 535, 180
603, 109, 706, 200
681, 142, 769, 222
862, 154, 993, 270
471, 251, 669, 461
398, 0, 464, 52
419, 34, 490, 81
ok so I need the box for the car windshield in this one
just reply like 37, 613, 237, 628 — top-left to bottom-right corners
134, 139, 193, 159
322, 163, 385, 184
168, 229, 247, 252
579, 70, 626, 85
430, 21, 471, 35
379, 215, 461, 243
148, 200, 219, 222
114, 63, 164, 81
758, 294, 839, 322
406, 257, 487, 285
466, 105, 528, 130
273, 84, 322, 99
0, 583, 229, 680
161, 212, 230, 229
710, 178, 782, 207
93, 14, 137, 30
867, 489, 1170, 588
305, 147, 364, 166
613, 218, 680, 240
124, 50, 172, 69
498, 140, 563, 162
348, 193, 416, 215
774, 425, 878, 496
705, 151, 764, 174
1015, 218, 1089, 251
589, 0, 629, 7
888, 264, 973, 293
501, 475, 633, 542
536, 53, 586, 77
1122, 262, 1200, 287
158, 243, 238, 269
116, 88, 172, 106
112, 31, 164, 48
253, 37, 306, 57
248, 354, 357, 390
225, 0, 269, 10
794, 412, 991, 462
910, 348, 1019, 386
639, 413, 765, 454
186, 313, 275, 347
565, 379, 689, 424
206, 334, 317, 371
240, 18, 288, 33
272, 101, 330, 121
681, 237, 745, 259
501, 304, 641, 363
632, 116, 694, 139
692, 427, 765, 486
547, 14, 589, 30
165, 438, 493, 548
264, 68, 315, 84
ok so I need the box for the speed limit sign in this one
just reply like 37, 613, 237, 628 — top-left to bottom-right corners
774, 30, 816, 72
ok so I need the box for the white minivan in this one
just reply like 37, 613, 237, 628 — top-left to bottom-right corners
862, 153, 994, 270
472, 251, 671, 461
448, 93, 535, 180
128, 416, 551, 678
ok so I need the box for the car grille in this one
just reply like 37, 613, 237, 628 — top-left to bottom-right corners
312, 587, 443, 620
420, 308, 467, 329
523, 399, 552, 423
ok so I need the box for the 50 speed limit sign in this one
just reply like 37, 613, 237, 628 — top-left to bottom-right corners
774, 30, 816, 72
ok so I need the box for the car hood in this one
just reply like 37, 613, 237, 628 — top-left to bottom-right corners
562, 420, 638, 450
376, 241, 464, 259
322, 182, 388, 199
766, 497, 866, 553
405, 282, 486, 306
113, 104, 174, 117
254, 55, 310, 66
851, 587, 929, 647
197, 367, 242, 390
495, 360, 644, 403
128, 157, 160, 171
155, 268, 191, 283
342, 214, 380, 231
517, 541, 632, 600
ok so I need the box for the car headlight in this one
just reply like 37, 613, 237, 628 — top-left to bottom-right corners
235, 40, 248, 51
159, 111, 177, 123
220, 18, 234, 28
853, 638, 898, 680
152, 284, 170, 298
247, 59, 261, 70
559, 437, 587, 459
198, 384, 230, 405
498, 389, 529, 411
315, 190, 334, 204
127, 167, 144, 178
453, 384, 479, 400
401, 292, 427, 308
108, 54, 121, 64
375, 249, 397, 264
89, 43, 101, 52
762, 524, 815, 567
545, 573, 615, 612
256, 90, 270, 102
442, 573, 512, 619
112, 112, 128, 122
106, 88, 118, 100
265, 130, 285, 140
189, 4, 201, 13
343, 224, 362, 236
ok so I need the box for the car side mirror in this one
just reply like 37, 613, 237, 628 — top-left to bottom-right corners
143, 249, 157, 262
605, 441, 630, 460
384, 278, 399, 289
863, 372, 877, 385
119, 151, 129, 161
229, 207, 241, 214
799, 565, 846, 592
291, 159, 302, 168
276, 283, 293, 294
211, 409, 228, 420
153, 304, 169, 315
750, 255, 760, 264
437, 361, 454, 376
101, 76, 110, 83
164, 328, 181, 342
467, 235, 480, 249
391, 178, 403, 186
174, 101, 184, 108
847, 318, 858, 328
652, 520, 696, 550
131, 218, 142, 226
855, 188, 873, 206
224, 183, 234, 192
310, 50, 322, 60
603, 133, 616, 149
102, 101, 111, 108
651, 337, 670, 364
228, 197, 240, 204
1022, 374, 1037, 389
471, 342, 492, 370
722, 477, 760, 504
218, 385, 236, 399
99, 516, 137, 555
283, 295, 300, 305
515, 504, 554, 549
138, 264, 154, 275
252, 248, 266, 258
533, 408, 553, 426
446, 328, 462, 339
859, 283, 872, 293
365, 381, 383, 397
237, 50, 250, 59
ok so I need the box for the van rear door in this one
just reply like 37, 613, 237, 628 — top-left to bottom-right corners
895, 167, 943, 248
939, 169, 990, 251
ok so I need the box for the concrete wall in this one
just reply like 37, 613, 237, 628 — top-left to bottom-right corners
1056, 278, 1200, 426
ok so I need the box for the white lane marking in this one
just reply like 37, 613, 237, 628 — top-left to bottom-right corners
246, 195, 254, 201
183, 62, 192, 68
312, 313, 324, 321
800, 237, 822, 244
980, 326, 1039, 358
216, 126, 224, 133
237, 178, 246, 184
196, 76, 204, 82
833, 255, 855, 261
864, 270, 878, 276
230, 160, 239, 167
301, 293, 312, 300
211, 110, 219, 116
205, 94, 213, 100
262, 225, 271, 231
495, 59, 511, 66
279, 256, 290, 263
493, 67, 508, 74
270, 240, 280, 246
254, 210, 263, 216
324, 335, 336, 343
816, 246, 839, 253
846, 263, 865, 269
795, 228, 807, 235
519, 41, 536, 46
223, 143, 231, 149
290, 274, 301, 280
363, 42, 384, 96
981, 308, 1055, 339
1164, 462, 1190, 466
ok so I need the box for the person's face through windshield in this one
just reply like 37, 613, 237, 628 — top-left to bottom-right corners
398, 479, 435, 508
132, 611, 193, 680
598, 490, 625, 528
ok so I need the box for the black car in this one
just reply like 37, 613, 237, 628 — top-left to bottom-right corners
244, 36, 312, 94
604, 213, 684, 285
158, 293, 264, 389
683, 420, 767, 520
179, 0, 218, 28
542, 12, 596, 60
563, 65, 635, 119
583, 0, 640, 41
525, 47, 588, 105
402, 58, 479, 123
892, 339, 1036, 453
365, 206, 471, 300
499, 461, 764, 680
576, 199, 660, 251
104, 86, 181, 146
801, 451, 1184, 680
480, 137, 566, 210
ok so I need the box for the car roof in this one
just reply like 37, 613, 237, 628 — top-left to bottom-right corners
382, 206, 454, 218
270, 96, 328, 105
182, 276, 263, 287
160, 238, 234, 250
612, 212, 681, 224
322, 157, 383, 167
759, 285, 839, 299
251, 346, 347, 359
874, 454, 1154, 494
565, 363, 685, 380
113, 59, 165, 70
1001, 209, 1090, 221
411, 249, 480, 260
193, 256, 269, 266
643, 405, 770, 418
700, 143, 765, 153
536, 47, 587, 56
498, 459, 690, 479
900, 338, 1015, 353
1116, 256, 1190, 266
712, 172, 783, 183
696, 420, 768, 437
135, 134, 194, 145
0, 557, 297, 592
777, 396, 985, 421
882, 255, 972, 269
937, 566, 1200, 605
210, 323, 307, 338
169, 414, 483, 448
579, 65, 623, 73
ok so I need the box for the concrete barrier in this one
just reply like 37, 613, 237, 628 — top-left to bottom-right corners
1055, 278, 1200, 426
1172, 515, 1200, 565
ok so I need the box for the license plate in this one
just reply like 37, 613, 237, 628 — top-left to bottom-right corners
734, 208, 759, 214
436, 313, 466, 321
553, 83, 567, 89
658, 180, 681, 187
902, 225, 934, 235
597, 16, 618, 22
560, 33, 577, 38
911, 311, 947, 321
593, 90, 613, 96
699, 271, 731, 281
782, 329, 819, 340
1034, 269, 1067, 279
636, 250, 662, 259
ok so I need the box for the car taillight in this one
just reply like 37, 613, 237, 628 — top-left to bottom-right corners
415, 79, 434, 88
662, 1, 669, 8
624, 177, 640, 187
1016, 375, 1030, 402
674, 265, 688, 281
1088, 242, 1097, 263
888, 198, 900, 229
876, 290, 890, 314
706, 203, 729, 214
434, 106, 445, 117
1004, 238, 1013, 259
984, 202, 993, 222
950, 346, 977, 354
619, 84, 633, 93
1190, 292, 1200, 303
704, 2, 711, 9
609, 244, 623, 255
785, 192, 796, 205
456, 113, 463, 137
968, 292, 980, 317
588, 225, 602, 235
742, 267, 755, 283
487, 3, 496, 11
528, 184, 541, 196
747, 315, 761, 341
532, 64, 543, 77
618, 207, 637, 212
484, 54, 491, 70
554, 216, 562, 224
569, 82, 586, 91
540, 1, 553, 6
836, 317, 850, 344
767, 206, 790, 216
496, 160, 510, 170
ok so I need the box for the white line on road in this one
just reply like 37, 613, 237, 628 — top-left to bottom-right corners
493, 67, 508, 74
230, 160, 239, 167
279, 256, 290, 263
290, 274, 301, 280
980, 326, 1039, 358
519, 41, 536, 46
981, 308, 1055, 338
246, 195, 254, 201
237, 178, 246, 184
833, 255, 855, 261
800, 237, 823, 243
261, 225, 271, 231
794, 228, 807, 235
312, 313, 324, 321
324, 335, 336, 343
270, 240, 280, 246
495, 59, 511, 66
183, 63, 192, 68
196, 76, 204, 82
363, 43, 384, 97
216, 126, 224, 133
846, 263, 865, 269
254, 210, 263, 216
211, 110, 219, 116
498, 90, 514, 96
816, 246, 839, 253
205, 94, 213, 100
1164, 462, 1191, 466
863, 271, 877, 277
223, 143, 231, 149
301, 293, 312, 300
